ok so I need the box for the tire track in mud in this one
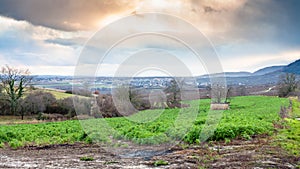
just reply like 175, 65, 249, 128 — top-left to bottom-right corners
0, 136, 299, 169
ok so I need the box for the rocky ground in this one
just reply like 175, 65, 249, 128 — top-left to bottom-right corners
0, 135, 299, 169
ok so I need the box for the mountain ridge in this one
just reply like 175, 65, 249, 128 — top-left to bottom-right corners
283, 59, 300, 74
197, 59, 300, 85
199, 59, 300, 78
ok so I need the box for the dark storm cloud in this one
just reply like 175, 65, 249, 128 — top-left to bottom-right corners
0, 0, 138, 31
272, 0, 300, 47
185, 0, 300, 47
233, 0, 300, 46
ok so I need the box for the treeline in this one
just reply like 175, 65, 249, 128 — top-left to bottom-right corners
1, 64, 298, 120
0, 89, 154, 120
0, 81, 187, 120
0, 65, 185, 120
0, 90, 88, 118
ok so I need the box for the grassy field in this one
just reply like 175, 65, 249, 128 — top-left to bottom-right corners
23, 89, 74, 99
43, 89, 74, 99
275, 98, 300, 156
0, 96, 289, 149
35, 89, 88, 99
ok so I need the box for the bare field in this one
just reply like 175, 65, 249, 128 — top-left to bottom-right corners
0, 135, 299, 169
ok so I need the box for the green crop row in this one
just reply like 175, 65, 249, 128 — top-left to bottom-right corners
0, 96, 288, 148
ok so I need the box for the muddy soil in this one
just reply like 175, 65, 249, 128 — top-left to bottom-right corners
0, 136, 299, 169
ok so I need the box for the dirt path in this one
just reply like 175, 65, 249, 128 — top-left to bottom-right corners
0, 136, 299, 169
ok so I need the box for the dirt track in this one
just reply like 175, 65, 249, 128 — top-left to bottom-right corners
0, 136, 299, 169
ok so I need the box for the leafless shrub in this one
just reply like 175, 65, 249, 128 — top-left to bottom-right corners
279, 106, 289, 119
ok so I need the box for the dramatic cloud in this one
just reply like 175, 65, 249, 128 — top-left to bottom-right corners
0, 0, 139, 31
0, 16, 86, 71
0, 0, 299, 75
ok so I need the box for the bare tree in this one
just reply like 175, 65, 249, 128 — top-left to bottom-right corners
237, 85, 247, 96
0, 65, 33, 116
210, 84, 228, 104
164, 79, 181, 107
278, 73, 298, 97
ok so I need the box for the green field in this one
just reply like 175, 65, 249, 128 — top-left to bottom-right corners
36, 89, 88, 99
44, 90, 74, 99
275, 99, 300, 156
0, 96, 289, 149
24, 89, 74, 99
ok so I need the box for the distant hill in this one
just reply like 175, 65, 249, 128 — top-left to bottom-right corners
283, 59, 300, 74
223, 72, 252, 77
253, 66, 284, 76
197, 59, 300, 86
33, 59, 300, 87
200, 72, 252, 78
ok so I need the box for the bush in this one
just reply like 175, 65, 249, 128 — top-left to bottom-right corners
22, 91, 56, 115
47, 97, 91, 117
72, 97, 92, 116
0, 96, 10, 115
65, 90, 73, 94
96, 94, 120, 118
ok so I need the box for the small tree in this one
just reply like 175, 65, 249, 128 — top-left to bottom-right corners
209, 84, 230, 110
0, 65, 32, 116
164, 79, 181, 108
210, 84, 228, 104
237, 85, 247, 96
278, 73, 298, 97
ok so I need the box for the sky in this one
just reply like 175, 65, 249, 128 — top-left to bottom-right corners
0, 0, 299, 76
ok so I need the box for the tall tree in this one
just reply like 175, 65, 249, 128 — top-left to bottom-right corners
0, 65, 32, 116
